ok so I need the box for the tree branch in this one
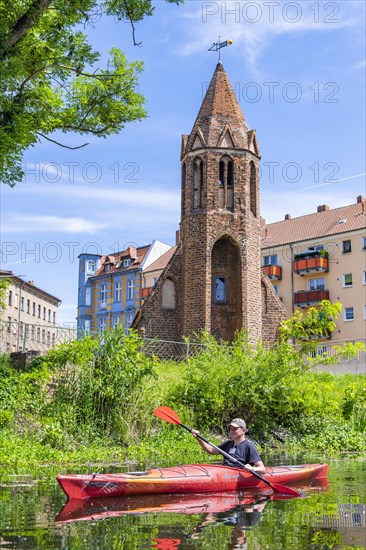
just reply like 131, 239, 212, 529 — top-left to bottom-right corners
122, 0, 142, 46
6, 0, 53, 52
37, 132, 89, 149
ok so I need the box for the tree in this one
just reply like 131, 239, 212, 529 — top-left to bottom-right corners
0, 277, 10, 314
0, 0, 182, 186
279, 300, 365, 365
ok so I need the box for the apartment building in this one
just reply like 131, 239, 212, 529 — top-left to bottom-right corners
77, 240, 173, 336
0, 271, 61, 353
261, 196, 366, 343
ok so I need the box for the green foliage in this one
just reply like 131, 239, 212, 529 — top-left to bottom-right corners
0, 0, 182, 186
42, 327, 157, 442
0, 277, 10, 311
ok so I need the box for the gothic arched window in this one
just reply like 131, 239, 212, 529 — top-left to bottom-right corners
250, 161, 257, 217
218, 156, 234, 211
193, 157, 203, 209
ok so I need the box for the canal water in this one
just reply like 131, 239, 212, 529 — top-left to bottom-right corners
0, 456, 365, 549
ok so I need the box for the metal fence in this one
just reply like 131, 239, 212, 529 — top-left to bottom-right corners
0, 320, 364, 371
0, 320, 77, 355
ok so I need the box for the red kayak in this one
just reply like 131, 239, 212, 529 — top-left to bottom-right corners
57, 463, 329, 500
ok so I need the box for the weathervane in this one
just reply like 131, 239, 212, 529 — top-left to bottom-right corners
208, 37, 233, 61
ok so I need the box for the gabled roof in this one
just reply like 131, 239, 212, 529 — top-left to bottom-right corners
143, 246, 177, 273
261, 198, 366, 248
94, 245, 151, 276
186, 62, 250, 151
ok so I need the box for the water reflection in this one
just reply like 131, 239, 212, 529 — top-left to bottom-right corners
55, 480, 330, 549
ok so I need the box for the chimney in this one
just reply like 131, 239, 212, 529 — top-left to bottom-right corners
28, 281, 34, 286
357, 195, 365, 204
284, 214, 291, 220
317, 204, 330, 212
127, 246, 137, 260
175, 229, 180, 245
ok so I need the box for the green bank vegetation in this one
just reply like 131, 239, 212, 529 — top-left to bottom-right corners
0, 302, 365, 469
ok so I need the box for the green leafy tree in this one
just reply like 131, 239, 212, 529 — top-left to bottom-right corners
0, 277, 10, 313
0, 0, 182, 186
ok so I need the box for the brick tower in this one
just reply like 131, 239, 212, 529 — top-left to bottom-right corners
179, 61, 262, 341
134, 62, 285, 344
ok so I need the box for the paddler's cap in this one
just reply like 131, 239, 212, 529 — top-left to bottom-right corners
228, 418, 247, 431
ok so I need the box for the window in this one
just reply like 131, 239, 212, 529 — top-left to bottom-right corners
38, 304, 41, 318
99, 317, 106, 333
85, 286, 91, 306
126, 313, 134, 329
193, 157, 204, 209
53, 311, 56, 324
307, 245, 324, 252
263, 254, 278, 266
105, 264, 111, 272
19, 322, 24, 338
343, 273, 353, 287
113, 316, 120, 329
31, 326, 35, 341
42, 329, 46, 343
36, 327, 40, 343
48, 309, 51, 322
123, 258, 131, 268
342, 240, 351, 254
308, 277, 324, 291
86, 259, 96, 275
362, 270, 366, 285
344, 307, 354, 321
100, 283, 107, 303
43, 307, 46, 320
362, 237, 366, 250
7, 316, 11, 333
8, 290, 12, 306
218, 156, 233, 210
26, 299, 30, 314
84, 319, 91, 333
20, 297, 24, 311
32, 302, 36, 316
114, 280, 121, 302
127, 279, 134, 300
213, 276, 227, 303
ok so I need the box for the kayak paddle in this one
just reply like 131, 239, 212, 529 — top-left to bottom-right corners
153, 406, 301, 498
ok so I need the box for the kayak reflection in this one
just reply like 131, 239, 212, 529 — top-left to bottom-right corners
55, 478, 328, 525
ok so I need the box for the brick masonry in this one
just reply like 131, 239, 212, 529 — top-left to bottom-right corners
135, 63, 286, 345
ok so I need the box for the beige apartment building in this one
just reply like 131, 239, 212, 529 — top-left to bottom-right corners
261, 196, 366, 344
0, 271, 61, 354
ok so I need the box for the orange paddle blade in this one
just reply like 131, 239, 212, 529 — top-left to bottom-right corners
153, 406, 182, 425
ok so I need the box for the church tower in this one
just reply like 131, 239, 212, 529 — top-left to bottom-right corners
180, 62, 262, 341
134, 62, 285, 344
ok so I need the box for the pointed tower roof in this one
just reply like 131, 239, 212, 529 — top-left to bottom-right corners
186, 62, 250, 151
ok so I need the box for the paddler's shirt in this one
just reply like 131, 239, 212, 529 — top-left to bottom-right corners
218, 439, 261, 468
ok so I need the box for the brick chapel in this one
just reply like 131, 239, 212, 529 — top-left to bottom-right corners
134, 62, 286, 344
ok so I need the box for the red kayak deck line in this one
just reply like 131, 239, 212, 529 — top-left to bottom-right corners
57, 463, 329, 500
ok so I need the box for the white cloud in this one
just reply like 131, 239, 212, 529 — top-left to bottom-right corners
178, 1, 362, 73
2, 216, 108, 234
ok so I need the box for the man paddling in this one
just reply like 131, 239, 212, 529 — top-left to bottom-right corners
192, 418, 266, 474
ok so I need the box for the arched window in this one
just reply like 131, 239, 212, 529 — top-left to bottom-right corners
218, 156, 234, 211
193, 158, 203, 209
181, 162, 186, 217
162, 279, 176, 310
250, 161, 257, 217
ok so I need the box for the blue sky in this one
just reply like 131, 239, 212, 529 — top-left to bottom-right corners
1, 0, 365, 325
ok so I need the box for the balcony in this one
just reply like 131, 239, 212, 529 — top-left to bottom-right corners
293, 252, 329, 274
141, 287, 153, 299
294, 289, 330, 307
262, 264, 282, 280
